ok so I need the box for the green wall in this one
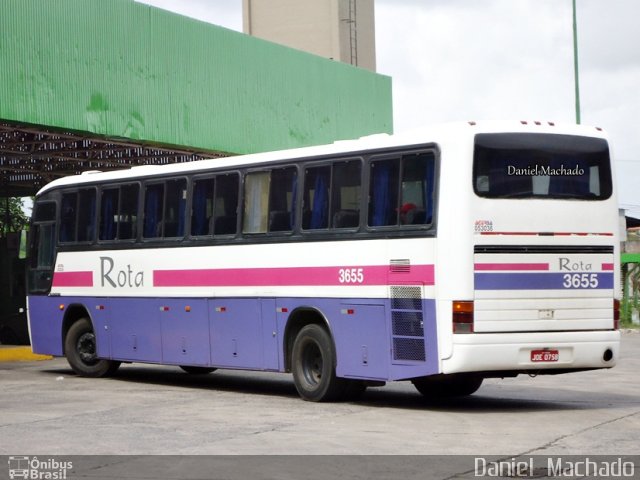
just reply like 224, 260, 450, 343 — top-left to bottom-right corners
0, 0, 392, 154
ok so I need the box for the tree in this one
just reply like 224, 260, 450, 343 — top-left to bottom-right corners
0, 197, 30, 236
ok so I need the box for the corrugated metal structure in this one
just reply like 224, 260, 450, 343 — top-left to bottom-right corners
0, 0, 392, 196
0, 0, 392, 343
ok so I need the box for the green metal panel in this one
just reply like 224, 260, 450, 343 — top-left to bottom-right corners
0, 0, 392, 154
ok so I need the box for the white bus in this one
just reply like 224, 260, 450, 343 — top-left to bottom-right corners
27, 121, 620, 401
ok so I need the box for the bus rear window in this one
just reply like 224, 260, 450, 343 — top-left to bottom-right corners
473, 133, 612, 200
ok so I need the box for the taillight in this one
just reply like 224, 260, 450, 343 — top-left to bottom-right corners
453, 301, 474, 333
613, 299, 620, 330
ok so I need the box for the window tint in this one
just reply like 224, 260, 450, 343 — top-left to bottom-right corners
33, 202, 56, 222
59, 189, 96, 243
118, 184, 139, 240
164, 179, 187, 237
99, 183, 139, 241
269, 167, 297, 232
143, 179, 187, 239
331, 161, 361, 228
37, 224, 55, 268
78, 189, 97, 241
143, 183, 164, 238
302, 161, 362, 230
243, 167, 297, 234
473, 133, 612, 200
302, 166, 330, 230
191, 173, 239, 236
368, 160, 399, 227
214, 174, 239, 235
99, 188, 119, 241
368, 153, 435, 227
59, 192, 77, 243
28, 200, 57, 294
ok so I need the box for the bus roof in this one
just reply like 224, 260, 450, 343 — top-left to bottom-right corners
36, 121, 608, 195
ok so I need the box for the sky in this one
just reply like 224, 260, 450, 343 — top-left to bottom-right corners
138, 0, 640, 218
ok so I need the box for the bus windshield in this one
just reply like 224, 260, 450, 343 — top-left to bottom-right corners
473, 133, 612, 200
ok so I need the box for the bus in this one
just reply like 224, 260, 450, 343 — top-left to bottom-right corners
26, 121, 621, 401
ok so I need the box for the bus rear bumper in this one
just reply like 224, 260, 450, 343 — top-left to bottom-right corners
442, 330, 620, 375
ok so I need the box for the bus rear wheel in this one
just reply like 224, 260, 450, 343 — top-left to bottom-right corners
412, 374, 483, 398
64, 318, 120, 377
291, 324, 345, 402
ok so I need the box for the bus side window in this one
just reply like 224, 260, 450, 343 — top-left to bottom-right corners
243, 168, 297, 234
99, 184, 138, 241
401, 153, 435, 225
243, 171, 270, 234
163, 178, 187, 238
368, 152, 435, 227
268, 167, 296, 232
302, 166, 330, 230
59, 192, 78, 242
368, 159, 400, 227
119, 184, 139, 240
213, 173, 239, 235
331, 161, 361, 229
144, 183, 164, 238
60, 189, 97, 243
77, 189, 97, 242
99, 188, 119, 241
191, 177, 214, 236
191, 174, 239, 237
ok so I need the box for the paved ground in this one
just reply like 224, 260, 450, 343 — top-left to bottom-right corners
0, 332, 638, 458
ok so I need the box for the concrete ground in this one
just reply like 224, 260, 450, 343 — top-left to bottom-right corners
1, 332, 638, 457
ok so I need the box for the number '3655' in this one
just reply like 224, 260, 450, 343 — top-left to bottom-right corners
562, 273, 598, 289
338, 268, 364, 284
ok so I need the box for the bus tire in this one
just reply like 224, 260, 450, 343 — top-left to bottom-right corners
179, 366, 216, 375
64, 318, 120, 377
291, 324, 345, 402
412, 374, 483, 398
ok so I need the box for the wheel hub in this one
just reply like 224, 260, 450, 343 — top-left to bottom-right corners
76, 332, 98, 365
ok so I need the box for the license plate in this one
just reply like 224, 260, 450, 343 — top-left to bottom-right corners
531, 349, 559, 362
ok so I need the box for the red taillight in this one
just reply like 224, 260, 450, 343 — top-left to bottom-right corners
613, 299, 620, 330
453, 301, 474, 333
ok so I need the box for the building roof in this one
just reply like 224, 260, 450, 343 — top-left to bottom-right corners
0, 0, 392, 196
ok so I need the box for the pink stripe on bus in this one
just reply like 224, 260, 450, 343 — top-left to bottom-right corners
602, 263, 614, 271
474, 263, 549, 271
153, 264, 435, 287
52, 271, 94, 287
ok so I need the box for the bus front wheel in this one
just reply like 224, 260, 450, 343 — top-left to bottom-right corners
64, 318, 120, 377
291, 324, 345, 402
